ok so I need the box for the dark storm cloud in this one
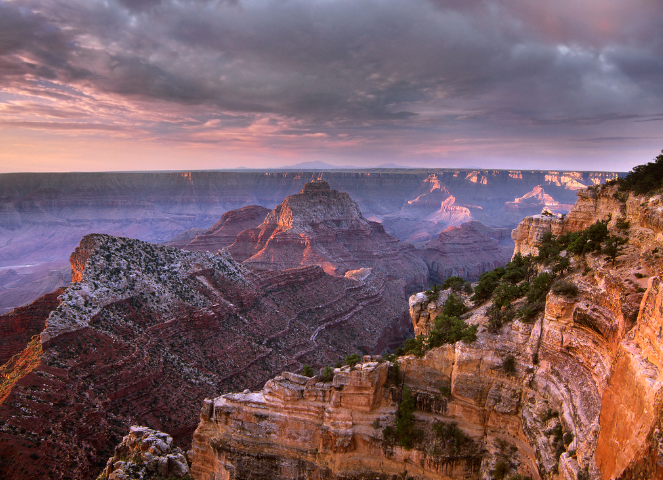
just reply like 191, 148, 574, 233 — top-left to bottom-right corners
1, 0, 662, 168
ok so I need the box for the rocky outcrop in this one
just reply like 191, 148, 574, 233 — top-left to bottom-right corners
511, 214, 564, 257
505, 186, 574, 216
172, 205, 270, 252
0, 287, 64, 364
422, 221, 513, 283
0, 169, 618, 313
228, 180, 429, 293
98, 426, 190, 480
0, 233, 410, 480
190, 358, 490, 480
190, 183, 663, 480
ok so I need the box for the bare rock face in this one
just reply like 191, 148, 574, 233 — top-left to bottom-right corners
505, 185, 574, 216
0, 233, 410, 480
191, 183, 663, 480
172, 205, 270, 252
189, 358, 488, 480
422, 221, 513, 283
228, 180, 429, 293
98, 426, 189, 480
0, 287, 64, 364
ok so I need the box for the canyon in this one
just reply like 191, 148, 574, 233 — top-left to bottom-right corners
188, 183, 663, 480
0, 169, 617, 313
0, 233, 410, 480
2, 171, 647, 480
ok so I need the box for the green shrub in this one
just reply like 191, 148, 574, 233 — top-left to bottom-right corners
551, 280, 579, 297
320, 366, 334, 382
619, 150, 663, 195
441, 293, 467, 318
502, 354, 516, 375
302, 364, 315, 377
432, 421, 467, 454
398, 335, 427, 358
394, 386, 422, 449
494, 459, 510, 480
428, 315, 478, 348
387, 360, 401, 385
615, 217, 630, 231
345, 353, 361, 367
441, 276, 469, 292
471, 268, 506, 304
439, 386, 451, 397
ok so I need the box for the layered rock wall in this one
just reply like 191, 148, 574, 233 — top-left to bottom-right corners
190, 183, 663, 480
0, 234, 411, 480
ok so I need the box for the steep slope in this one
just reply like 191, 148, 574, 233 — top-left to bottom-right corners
228, 180, 429, 293
0, 234, 410, 480
189, 183, 663, 480
0, 169, 618, 312
169, 205, 270, 252
0, 288, 64, 365
422, 221, 513, 283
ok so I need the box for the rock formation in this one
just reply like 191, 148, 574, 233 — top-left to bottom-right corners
189, 182, 663, 480
0, 169, 618, 312
505, 186, 574, 216
169, 205, 270, 252
0, 287, 64, 365
227, 180, 430, 293
0, 233, 410, 480
422, 221, 513, 283
98, 426, 190, 480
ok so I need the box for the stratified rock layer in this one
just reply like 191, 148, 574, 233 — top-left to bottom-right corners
0, 234, 410, 480
172, 205, 270, 252
422, 221, 513, 283
98, 426, 189, 480
228, 180, 429, 293
191, 183, 663, 480
0, 287, 64, 364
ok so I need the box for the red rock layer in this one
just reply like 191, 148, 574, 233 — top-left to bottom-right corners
0, 234, 411, 480
227, 180, 429, 293
0, 288, 64, 365
175, 205, 270, 252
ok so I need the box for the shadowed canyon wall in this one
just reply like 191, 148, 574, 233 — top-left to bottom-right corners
0, 170, 618, 313
189, 184, 663, 480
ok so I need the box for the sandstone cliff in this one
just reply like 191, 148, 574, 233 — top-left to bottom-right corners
0, 234, 411, 480
189, 183, 663, 480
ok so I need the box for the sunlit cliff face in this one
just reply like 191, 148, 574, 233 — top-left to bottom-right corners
1, 0, 661, 172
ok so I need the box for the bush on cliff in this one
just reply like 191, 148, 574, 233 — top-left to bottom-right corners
392, 385, 422, 449
442, 276, 473, 294
320, 366, 334, 382
432, 421, 468, 454
550, 280, 579, 297
618, 150, 663, 195
441, 293, 467, 317
344, 353, 361, 368
398, 294, 477, 357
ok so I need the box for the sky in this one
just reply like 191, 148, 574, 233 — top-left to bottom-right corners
0, 0, 662, 172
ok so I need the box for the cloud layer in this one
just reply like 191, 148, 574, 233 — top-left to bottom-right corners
1, 0, 662, 171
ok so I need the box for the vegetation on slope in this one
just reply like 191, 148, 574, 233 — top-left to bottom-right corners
396, 293, 477, 358
615, 149, 663, 195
